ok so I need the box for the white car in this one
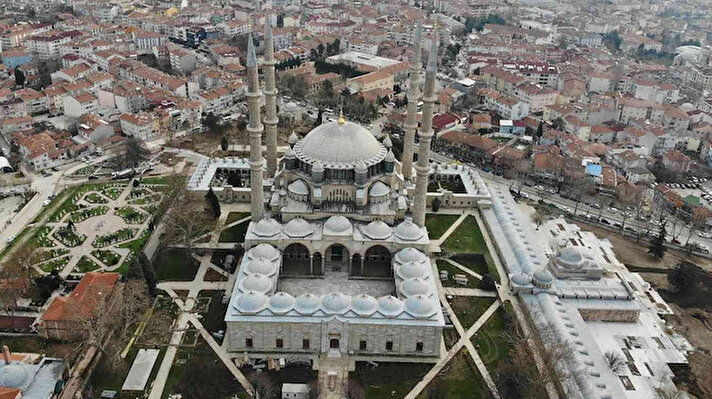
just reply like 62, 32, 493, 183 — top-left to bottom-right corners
6, 235, 16, 243
42, 199, 51, 206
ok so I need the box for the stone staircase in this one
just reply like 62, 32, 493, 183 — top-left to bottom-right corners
317, 351, 351, 399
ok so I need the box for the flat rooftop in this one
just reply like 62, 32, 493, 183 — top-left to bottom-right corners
277, 272, 394, 298
326, 51, 400, 69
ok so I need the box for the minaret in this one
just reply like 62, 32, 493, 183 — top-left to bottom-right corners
246, 32, 265, 221
401, 17, 423, 182
413, 23, 439, 228
263, 12, 279, 176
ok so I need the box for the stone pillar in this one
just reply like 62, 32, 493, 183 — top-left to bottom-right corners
413, 26, 439, 228
246, 33, 264, 222
310, 255, 314, 275
263, 13, 279, 177
401, 18, 423, 181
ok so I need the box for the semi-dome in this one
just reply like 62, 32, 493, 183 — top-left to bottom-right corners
294, 120, 386, 168
287, 179, 309, 196
355, 160, 367, 173
294, 293, 321, 315
284, 147, 296, 159
283, 218, 312, 238
385, 149, 395, 162
395, 248, 426, 264
361, 220, 392, 240
321, 292, 351, 314
395, 219, 424, 241
351, 294, 378, 316
323, 215, 352, 235
234, 291, 268, 314
382, 135, 392, 148
369, 181, 390, 197
239, 273, 273, 293
312, 161, 324, 173
252, 218, 281, 237
245, 259, 277, 276
397, 261, 429, 280
269, 292, 295, 314
511, 273, 532, 286
556, 247, 585, 269
247, 244, 280, 261
377, 295, 404, 318
0, 365, 29, 388
405, 295, 437, 318
400, 277, 431, 297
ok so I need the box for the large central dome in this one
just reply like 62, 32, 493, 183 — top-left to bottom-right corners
294, 120, 387, 169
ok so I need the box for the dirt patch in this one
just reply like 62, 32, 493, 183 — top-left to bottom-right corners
204, 268, 229, 282
665, 305, 712, 399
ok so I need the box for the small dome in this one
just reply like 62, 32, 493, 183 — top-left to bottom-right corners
395, 219, 424, 241
511, 273, 532, 286
556, 247, 585, 269
285, 101, 298, 111
355, 160, 367, 173
382, 135, 393, 148
283, 218, 312, 238
239, 273, 273, 293
351, 294, 378, 316
321, 292, 351, 314
0, 365, 29, 388
269, 292, 295, 314
284, 147, 296, 159
385, 149, 395, 162
397, 261, 429, 280
394, 248, 426, 264
361, 220, 392, 240
377, 295, 404, 318
252, 218, 281, 237
312, 161, 324, 173
234, 291, 268, 314
247, 244, 280, 261
533, 269, 554, 288
294, 293, 320, 315
400, 277, 431, 297
323, 215, 352, 235
369, 181, 390, 197
288, 179, 310, 196
245, 259, 277, 276
680, 102, 695, 110
288, 131, 299, 144
405, 295, 437, 318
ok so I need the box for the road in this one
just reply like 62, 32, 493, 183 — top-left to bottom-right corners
430, 151, 712, 251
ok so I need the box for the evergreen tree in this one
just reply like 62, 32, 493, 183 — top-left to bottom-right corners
205, 188, 221, 220
221, 136, 229, 151
536, 121, 543, 145
126, 255, 145, 281
139, 253, 157, 296
431, 197, 441, 212
648, 222, 668, 259
14, 67, 25, 87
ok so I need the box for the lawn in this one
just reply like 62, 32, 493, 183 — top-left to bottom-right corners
39, 255, 71, 273
425, 214, 460, 239
115, 206, 146, 224
352, 361, 431, 399
34, 186, 81, 223
218, 221, 249, 243
471, 304, 514, 368
29, 226, 56, 248
436, 260, 478, 289
448, 296, 496, 330
225, 212, 250, 226
53, 227, 86, 247
93, 228, 138, 248
84, 192, 108, 204
75, 256, 101, 272
154, 248, 199, 281
419, 349, 493, 399
92, 249, 121, 266
102, 186, 125, 200
35, 248, 70, 263
441, 215, 488, 253
140, 176, 170, 185
117, 229, 151, 255
69, 205, 108, 223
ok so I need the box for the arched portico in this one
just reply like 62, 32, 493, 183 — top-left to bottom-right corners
283, 243, 311, 275
325, 243, 350, 273
363, 245, 392, 277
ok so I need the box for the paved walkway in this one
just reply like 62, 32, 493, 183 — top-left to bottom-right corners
442, 287, 497, 297
443, 257, 484, 280
430, 213, 467, 251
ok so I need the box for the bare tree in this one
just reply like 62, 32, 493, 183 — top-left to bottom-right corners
162, 190, 215, 262
248, 371, 275, 398
532, 211, 543, 230
0, 243, 38, 329
346, 380, 365, 399
604, 351, 626, 374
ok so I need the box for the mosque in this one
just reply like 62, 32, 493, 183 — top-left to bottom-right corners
211, 15, 492, 372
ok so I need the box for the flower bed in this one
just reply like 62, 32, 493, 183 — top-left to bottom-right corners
115, 206, 146, 224
69, 205, 109, 223
35, 248, 70, 263
102, 186, 125, 200
53, 228, 87, 247
39, 255, 71, 273
92, 228, 138, 248
84, 192, 108, 204
30, 226, 56, 248
75, 256, 101, 272
91, 249, 121, 266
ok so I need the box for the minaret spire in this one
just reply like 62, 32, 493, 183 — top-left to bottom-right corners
401, 16, 423, 181
413, 21, 439, 227
246, 29, 265, 221
263, 11, 279, 176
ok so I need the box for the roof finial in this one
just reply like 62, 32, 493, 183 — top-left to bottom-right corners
338, 108, 345, 125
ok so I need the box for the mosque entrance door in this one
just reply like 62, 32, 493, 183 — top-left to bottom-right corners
325, 244, 349, 272
330, 338, 340, 349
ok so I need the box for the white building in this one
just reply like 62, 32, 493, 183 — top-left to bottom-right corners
62, 93, 99, 118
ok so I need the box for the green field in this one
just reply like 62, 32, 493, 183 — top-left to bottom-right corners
425, 214, 460, 239
441, 215, 488, 253
218, 221, 249, 243
224, 212, 250, 226
154, 248, 199, 281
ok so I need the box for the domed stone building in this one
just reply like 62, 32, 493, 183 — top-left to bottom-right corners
221, 17, 454, 375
